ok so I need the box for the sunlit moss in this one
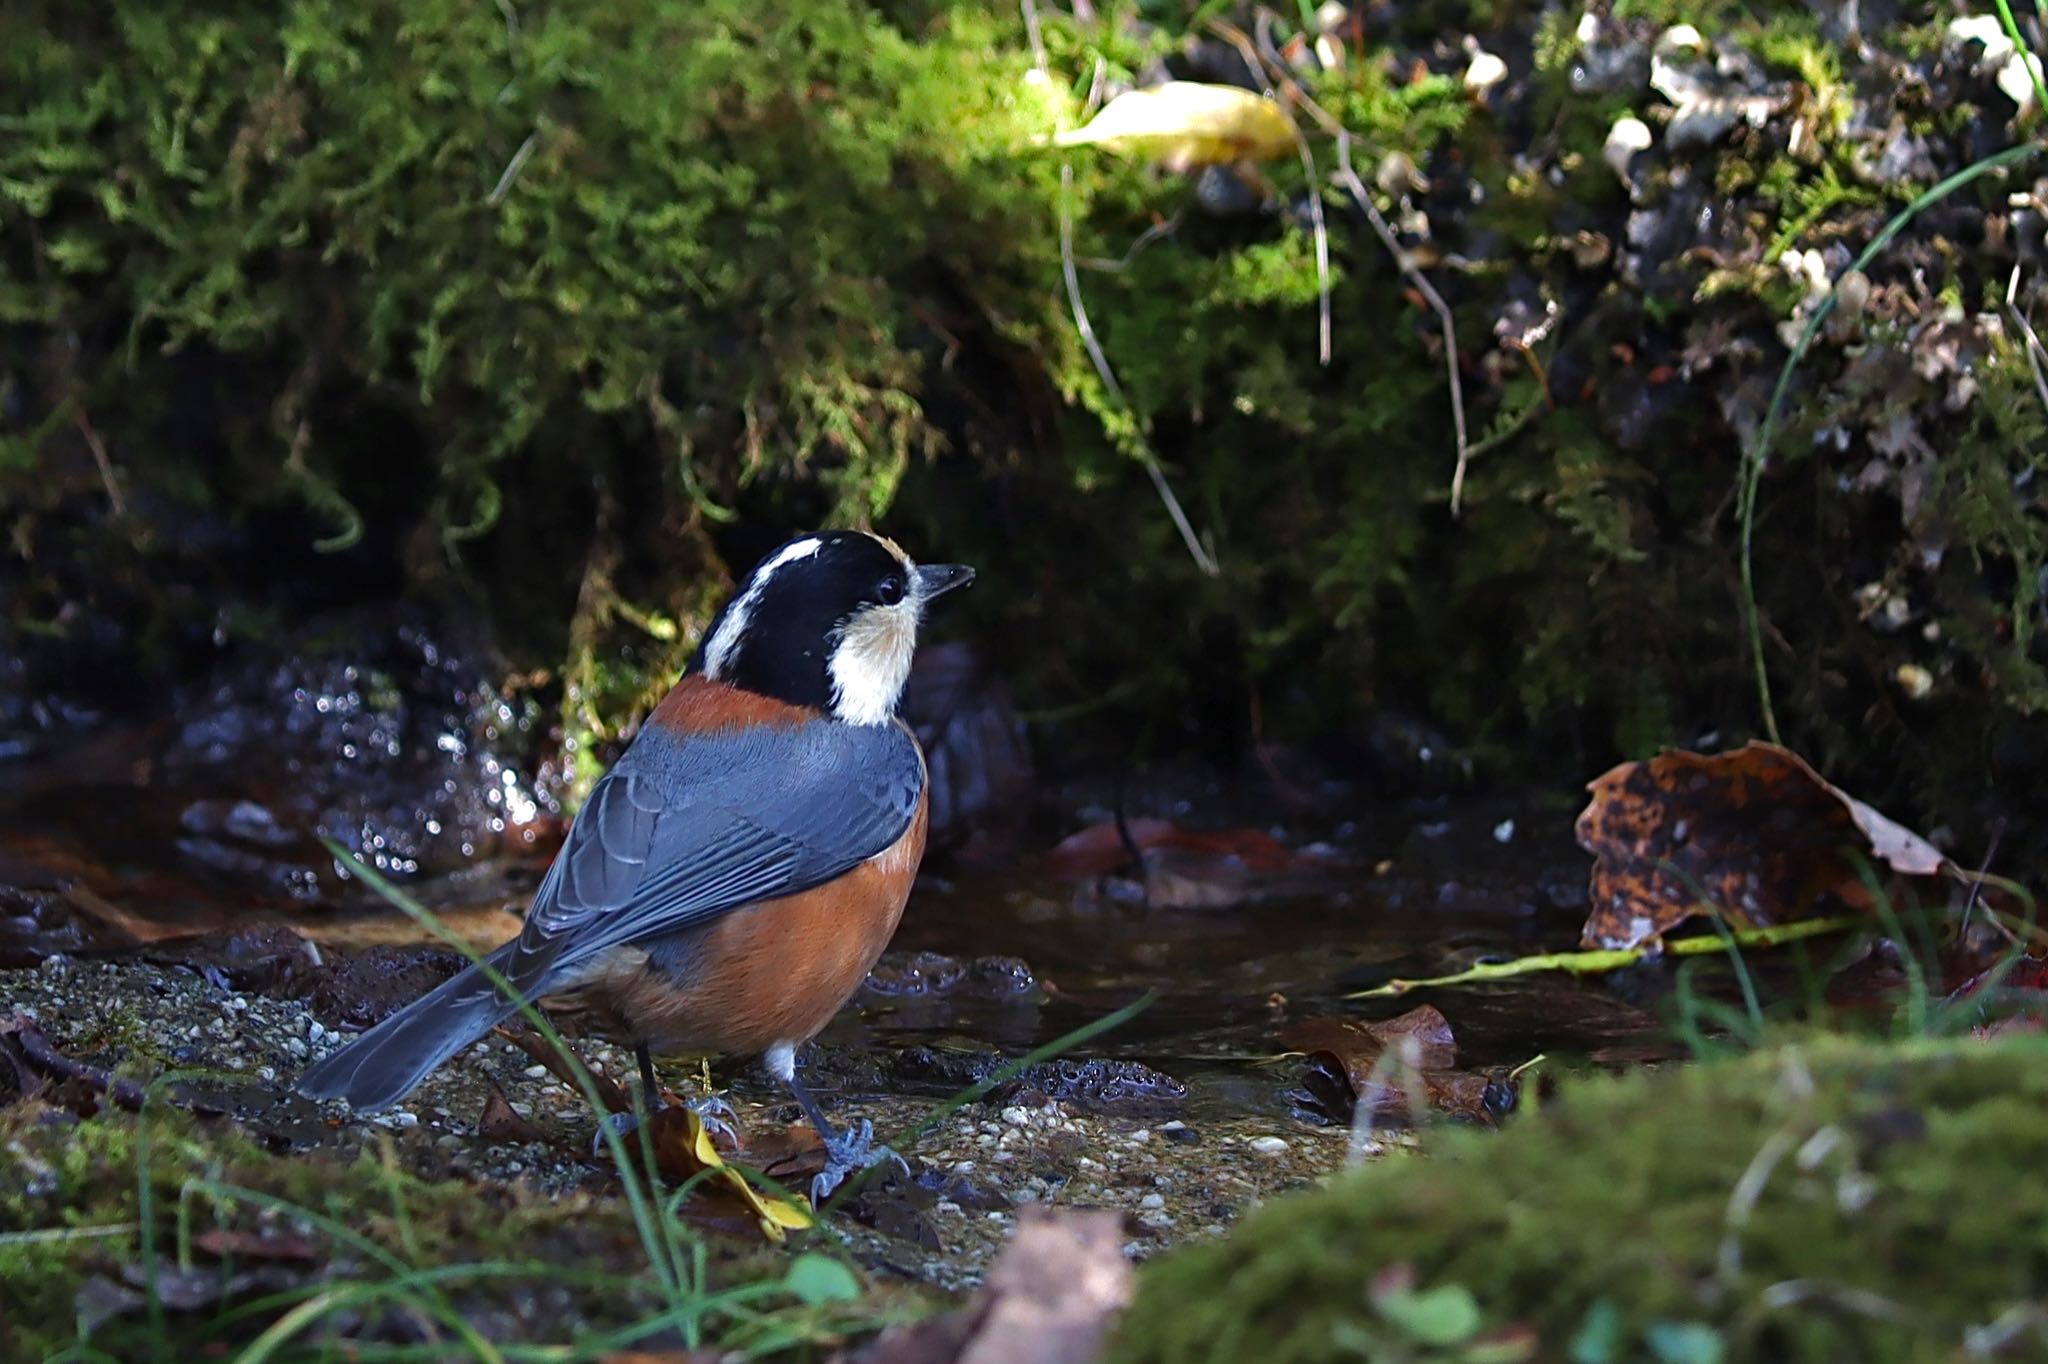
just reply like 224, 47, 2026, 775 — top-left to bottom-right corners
1109, 1033, 2048, 1363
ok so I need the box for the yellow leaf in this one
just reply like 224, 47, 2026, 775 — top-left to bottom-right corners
684, 1108, 814, 1239
1050, 82, 1297, 172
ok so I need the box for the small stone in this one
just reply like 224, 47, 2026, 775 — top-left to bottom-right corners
1604, 116, 1652, 185
1139, 1193, 1166, 1209
1129, 1129, 1151, 1143
524, 1064, 549, 1079
1249, 1136, 1291, 1155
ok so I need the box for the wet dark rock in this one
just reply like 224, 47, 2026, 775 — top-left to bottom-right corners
862, 950, 1038, 1000
808, 1043, 1187, 1115
306, 944, 469, 1029
134, 925, 323, 994
863, 950, 967, 997
161, 607, 560, 886
988, 1056, 1188, 1114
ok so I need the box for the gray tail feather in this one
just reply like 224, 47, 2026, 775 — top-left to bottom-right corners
295, 945, 528, 1113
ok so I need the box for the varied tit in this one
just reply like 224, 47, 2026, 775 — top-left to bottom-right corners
298, 531, 974, 1200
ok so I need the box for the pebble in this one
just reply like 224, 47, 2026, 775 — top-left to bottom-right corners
1139, 1193, 1166, 1209
1249, 1136, 1290, 1155
524, 1065, 549, 1079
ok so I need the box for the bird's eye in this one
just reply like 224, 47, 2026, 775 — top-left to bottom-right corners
875, 574, 905, 606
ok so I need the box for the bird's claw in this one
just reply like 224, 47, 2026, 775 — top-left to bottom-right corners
809, 1118, 909, 1204
591, 1108, 641, 1155
590, 1094, 737, 1156
686, 1093, 739, 1144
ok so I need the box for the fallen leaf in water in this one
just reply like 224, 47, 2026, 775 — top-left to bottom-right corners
1045, 819, 1298, 877
1282, 1006, 1517, 1126
1047, 82, 1297, 172
1045, 818, 1337, 909
1576, 741, 1956, 951
840, 1207, 1132, 1364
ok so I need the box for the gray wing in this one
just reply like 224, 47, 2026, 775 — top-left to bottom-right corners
497, 717, 924, 998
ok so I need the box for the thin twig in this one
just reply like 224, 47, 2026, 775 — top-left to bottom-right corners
1034, 0, 1218, 575
72, 409, 126, 518
1242, 13, 1330, 365
2003, 264, 2048, 420
1020, 0, 1048, 71
488, 132, 539, 207
1212, 14, 1471, 511
1074, 210, 1185, 273
1331, 137, 1471, 513
1345, 914, 1864, 998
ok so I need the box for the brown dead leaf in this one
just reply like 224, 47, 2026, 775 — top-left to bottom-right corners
1576, 740, 1950, 951
1045, 818, 1300, 878
478, 1085, 551, 1145
1282, 1006, 1514, 1125
487, 1026, 810, 1236
1044, 818, 1340, 910
841, 1207, 1132, 1364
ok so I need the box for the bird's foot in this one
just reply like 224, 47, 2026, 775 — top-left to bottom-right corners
592, 1108, 642, 1155
685, 1092, 739, 1145
810, 1118, 909, 1205
589, 1093, 738, 1156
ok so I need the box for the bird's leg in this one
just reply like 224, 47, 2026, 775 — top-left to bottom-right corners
784, 1069, 908, 1204
592, 1042, 735, 1153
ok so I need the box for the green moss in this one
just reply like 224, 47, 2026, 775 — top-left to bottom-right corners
1108, 1034, 2048, 1364
3, 0, 2044, 864
1, 1103, 903, 1356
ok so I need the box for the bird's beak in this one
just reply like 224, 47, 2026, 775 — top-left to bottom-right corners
914, 563, 975, 601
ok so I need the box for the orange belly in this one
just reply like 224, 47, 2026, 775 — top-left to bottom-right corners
570, 793, 928, 1057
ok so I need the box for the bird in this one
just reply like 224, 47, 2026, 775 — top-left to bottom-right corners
297, 530, 974, 1201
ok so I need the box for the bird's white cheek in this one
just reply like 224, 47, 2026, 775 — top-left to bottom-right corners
827, 604, 919, 725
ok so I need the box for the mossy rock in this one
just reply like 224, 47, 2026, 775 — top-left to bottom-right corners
5, 0, 2048, 863
1108, 1034, 2048, 1363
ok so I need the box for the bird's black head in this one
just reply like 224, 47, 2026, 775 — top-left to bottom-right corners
693, 531, 974, 723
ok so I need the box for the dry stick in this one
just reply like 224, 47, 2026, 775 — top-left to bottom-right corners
2003, 264, 2048, 419
1228, 10, 1343, 360
1331, 139, 1473, 514
1026, 0, 1219, 576
1345, 913, 1864, 999
1239, 10, 1330, 364
1212, 15, 1473, 513
73, 409, 127, 518
1057, 167, 1219, 576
